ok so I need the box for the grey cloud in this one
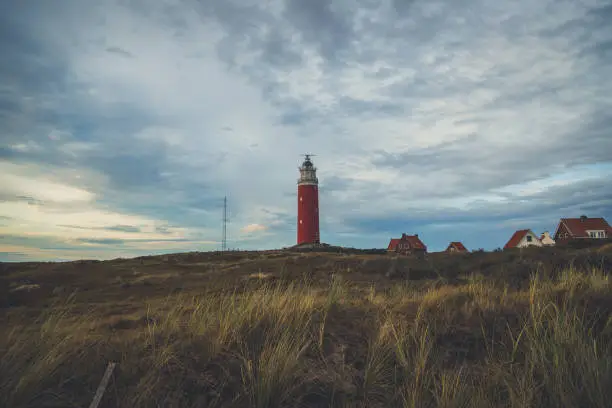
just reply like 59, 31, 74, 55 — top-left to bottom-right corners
371, 103, 612, 198
283, 0, 354, 61
97, 187, 227, 234
485, 179, 612, 221
16, 196, 46, 205
270, 99, 321, 127
561, 4, 612, 60
340, 176, 612, 237
278, 111, 309, 126
57, 224, 141, 233
2, 0, 612, 256
0, 194, 46, 205
0, 252, 29, 261
154, 225, 175, 235
0, 234, 87, 251
77, 238, 125, 245
87, 153, 166, 190
338, 97, 406, 117
201, 1, 288, 65
547, 113, 612, 166
105, 46, 133, 57
391, 0, 418, 15
214, 0, 611, 135
372, 133, 477, 168
257, 208, 295, 233
0, 133, 176, 198
538, 178, 612, 211
0, 18, 64, 95
0, 96, 22, 118
210, 0, 356, 77
104, 224, 141, 233
259, 25, 304, 67
0, 33, 69, 146
318, 175, 354, 194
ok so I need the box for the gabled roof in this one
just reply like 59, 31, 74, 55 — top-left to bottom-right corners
447, 241, 468, 252
504, 229, 534, 249
403, 235, 426, 250
388, 234, 427, 251
387, 238, 400, 251
558, 217, 612, 238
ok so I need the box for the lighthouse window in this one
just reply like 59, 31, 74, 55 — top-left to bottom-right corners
300, 196, 302, 202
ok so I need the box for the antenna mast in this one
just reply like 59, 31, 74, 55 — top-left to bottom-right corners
222, 196, 228, 252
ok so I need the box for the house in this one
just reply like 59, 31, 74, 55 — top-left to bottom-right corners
445, 241, 468, 253
540, 231, 556, 246
387, 233, 427, 256
503, 229, 543, 249
554, 215, 612, 243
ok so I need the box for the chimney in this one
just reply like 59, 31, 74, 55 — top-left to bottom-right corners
401, 233, 406, 239
580, 215, 587, 222
415, 234, 418, 237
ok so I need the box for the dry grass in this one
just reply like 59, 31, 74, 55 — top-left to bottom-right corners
1, 256, 612, 407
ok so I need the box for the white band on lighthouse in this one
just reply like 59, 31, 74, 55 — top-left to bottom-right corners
297, 154, 318, 186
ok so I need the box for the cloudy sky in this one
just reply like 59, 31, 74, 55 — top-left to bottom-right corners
1, 0, 611, 261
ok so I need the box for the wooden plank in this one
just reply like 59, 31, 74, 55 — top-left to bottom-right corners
88, 362, 116, 408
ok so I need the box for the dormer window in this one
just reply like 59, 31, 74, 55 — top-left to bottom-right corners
587, 230, 606, 238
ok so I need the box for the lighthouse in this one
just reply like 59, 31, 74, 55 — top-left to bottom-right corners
297, 154, 320, 245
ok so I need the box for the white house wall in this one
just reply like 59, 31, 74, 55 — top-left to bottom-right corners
517, 232, 544, 248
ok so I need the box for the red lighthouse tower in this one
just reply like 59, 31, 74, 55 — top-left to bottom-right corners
297, 154, 320, 245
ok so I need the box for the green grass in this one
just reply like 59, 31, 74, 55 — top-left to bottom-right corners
1, 255, 612, 407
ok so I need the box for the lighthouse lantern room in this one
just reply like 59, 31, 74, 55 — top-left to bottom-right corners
297, 154, 320, 245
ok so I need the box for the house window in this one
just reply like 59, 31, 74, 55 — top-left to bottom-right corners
526, 235, 532, 242
592, 231, 606, 238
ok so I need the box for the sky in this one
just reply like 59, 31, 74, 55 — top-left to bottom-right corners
1, 0, 612, 262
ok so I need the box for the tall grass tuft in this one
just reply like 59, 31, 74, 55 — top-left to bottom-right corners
1, 266, 612, 407
0, 294, 102, 407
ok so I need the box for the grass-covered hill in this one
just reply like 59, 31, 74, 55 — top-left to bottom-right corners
1, 243, 612, 407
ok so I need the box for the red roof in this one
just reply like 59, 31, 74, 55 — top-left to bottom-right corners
447, 241, 468, 252
388, 234, 427, 251
404, 235, 426, 250
504, 229, 530, 249
387, 238, 400, 251
558, 217, 612, 238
